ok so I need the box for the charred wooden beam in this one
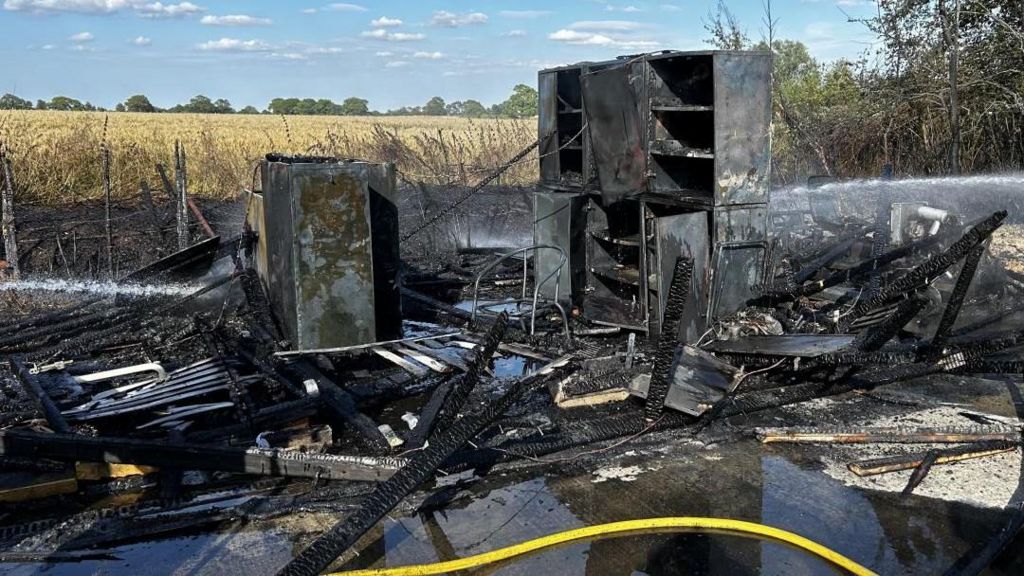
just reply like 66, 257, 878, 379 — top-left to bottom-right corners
852, 295, 927, 351
901, 450, 939, 496
645, 257, 692, 421
757, 426, 1019, 445
0, 429, 403, 482
432, 313, 508, 434
290, 360, 392, 455
848, 440, 1017, 476
11, 360, 72, 434
850, 210, 1005, 320
931, 242, 986, 349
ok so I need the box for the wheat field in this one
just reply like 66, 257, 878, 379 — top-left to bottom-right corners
0, 111, 538, 204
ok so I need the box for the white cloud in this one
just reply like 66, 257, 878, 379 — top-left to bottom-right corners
131, 35, 151, 45
325, 3, 365, 11
430, 10, 487, 27
3, 0, 205, 17
384, 60, 408, 68
135, 2, 203, 19
548, 28, 659, 49
69, 31, 93, 42
41, 43, 55, 49
503, 29, 527, 37
201, 14, 271, 26
413, 50, 442, 59
360, 28, 424, 41
197, 37, 271, 51
374, 50, 392, 56
3, 0, 129, 14
568, 20, 651, 32
270, 52, 306, 60
604, 3, 643, 12
498, 10, 550, 18
370, 15, 401, 27
660, 3, 681, 11
300, 7, 316, 13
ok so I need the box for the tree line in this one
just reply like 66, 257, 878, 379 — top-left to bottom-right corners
0, 84, 539, 118
707, 0, 1023, 181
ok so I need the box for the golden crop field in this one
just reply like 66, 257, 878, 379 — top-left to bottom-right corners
0, 111, 538, 204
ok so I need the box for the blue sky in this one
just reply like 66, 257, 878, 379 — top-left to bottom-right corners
1, 0, 878, 111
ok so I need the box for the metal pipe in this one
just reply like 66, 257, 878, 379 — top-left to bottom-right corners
469, 244, 568, 340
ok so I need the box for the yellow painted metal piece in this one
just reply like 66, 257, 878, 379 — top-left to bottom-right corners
75, 462, 158, 481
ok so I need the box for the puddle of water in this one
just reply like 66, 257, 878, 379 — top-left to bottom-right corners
336, 437, 1018, 575
3, 528, 296, 576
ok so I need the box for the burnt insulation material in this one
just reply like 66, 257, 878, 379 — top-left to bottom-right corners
645, 257, 693, 421
931, 243, 986, 349
275, 314, 545, 576
851, 210, 1006, 319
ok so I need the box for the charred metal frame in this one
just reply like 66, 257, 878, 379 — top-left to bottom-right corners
254, 155, 402, 350
535, 51, 772, 339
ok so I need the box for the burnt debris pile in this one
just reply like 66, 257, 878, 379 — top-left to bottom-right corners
0, 50, 1022, 575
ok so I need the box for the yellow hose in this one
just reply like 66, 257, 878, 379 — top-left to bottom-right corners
327, 516, 877, 576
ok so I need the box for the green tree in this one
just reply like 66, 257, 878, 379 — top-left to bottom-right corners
703, 0, 748, 49
48, 96, 85, 111
239, 105, 259, 114
462, 99, 487, 117
423, 96, 447, 116
445, 100, 465, 116
187, 95, 216, 113
499, 84, 538, 117
124, 94, 156, 112
340, 97, 369, 115
213, 98, 234, 114
0, 93, 33, 109
35, 99, 47, 110
115, 103, 126, 112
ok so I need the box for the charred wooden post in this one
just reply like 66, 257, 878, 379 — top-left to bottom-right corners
174, 141, 189, 249
1, 149, 19, 279
102, 146, 114, 277
138, 180, 165, 240
156, 162, 177, 207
